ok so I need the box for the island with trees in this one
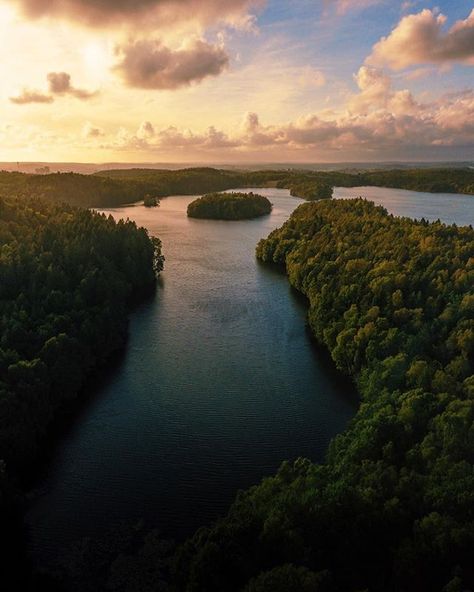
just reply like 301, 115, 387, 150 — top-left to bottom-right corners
143, 194, 160, 207
289, 181, 333, 200
187, 192, 272, 220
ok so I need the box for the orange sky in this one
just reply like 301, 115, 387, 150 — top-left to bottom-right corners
1, 0, 473, 162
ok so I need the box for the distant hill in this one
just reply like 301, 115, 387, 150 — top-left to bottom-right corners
1, 161, 472, 175
0, 166, 472, 209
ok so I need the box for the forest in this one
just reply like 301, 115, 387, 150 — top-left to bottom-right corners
170, 199, 474, 592
97, 166, 474, 199
275, 168, 474, 197
1, 167, 473, 590
289, 182, 333, 200
0, 194, 163, 490
187, 192, 272, 220
95, 167, 245, 197
0, 171, 149, 208
1, 166, 473, 210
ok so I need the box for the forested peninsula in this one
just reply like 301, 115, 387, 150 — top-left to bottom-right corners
187, 192, 272, 220
0, 196, 163, 470
172, 199, 474, 592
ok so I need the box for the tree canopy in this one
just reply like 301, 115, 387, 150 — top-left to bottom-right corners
0, 196, 163, 470
187, 192, 272, 220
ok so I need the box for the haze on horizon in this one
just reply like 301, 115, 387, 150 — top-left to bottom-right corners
1, 0, 473, 164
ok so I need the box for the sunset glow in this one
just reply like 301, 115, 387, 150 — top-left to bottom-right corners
1, 0, 473, 162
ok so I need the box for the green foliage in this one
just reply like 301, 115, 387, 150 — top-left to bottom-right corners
174, 199, 474, 592
244, 564, 333, 592
0, 195, 163, 469
289, 182, 333, 200
144, 194, 160, 207
96, 168, 246, 200
187, 192, 272, 220
276, 168, 474, 196
0, 171, 149, 208
1, 167, 472, 211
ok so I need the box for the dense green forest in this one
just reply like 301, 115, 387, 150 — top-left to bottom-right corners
171, 199, 474, 592
187, 192, 272, 220
0, 196, 163, 470
1, 166, 472, 210
97, 166, 474, 196
0, 171, 150, 208
363, 168, 474, 194
97, 166, 474, 199
95, 167, 245, 197
289, 182, 333, 200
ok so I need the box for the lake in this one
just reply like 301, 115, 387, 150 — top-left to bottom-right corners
25, 185, 473, 567
334, 186, 473, 225
25, 188, 356, 566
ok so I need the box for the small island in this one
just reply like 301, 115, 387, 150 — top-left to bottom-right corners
143, 194, 160, 207
187, 191, 272, 220
289, 181, 333, 200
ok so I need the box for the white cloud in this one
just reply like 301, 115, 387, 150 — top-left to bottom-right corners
368, 8, 474, 70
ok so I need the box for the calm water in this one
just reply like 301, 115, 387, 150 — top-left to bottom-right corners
26, 188, 356, 566
334, 186, 473, 225
26, 185, 473, 566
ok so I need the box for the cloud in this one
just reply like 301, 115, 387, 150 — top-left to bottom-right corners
433, 90, 474, 134
114, 38, 229, 89
298, 66, 326, 88
82, 122, 105, 138
97, 82, 474, 158
160, 125, 238, 148
242, 112, 260, 133
403, 66, 435, 81
368, 8, 474, 70
137, 121, 155, 139
47, 72, 97, 99
10, 72, 97, 105
107, 122, 238, 151
8, 0, 263, 30
9, 89, 54, 104
329, 0, 383, 15
240, 111, 283, 145
348, 66, 419, 116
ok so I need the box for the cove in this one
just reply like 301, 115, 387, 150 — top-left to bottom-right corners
25, 188, 356, 567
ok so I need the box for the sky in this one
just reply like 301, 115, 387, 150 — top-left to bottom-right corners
0, 0, 473, 163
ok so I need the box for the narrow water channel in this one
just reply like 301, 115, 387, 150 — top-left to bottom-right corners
28, 185, 471, 568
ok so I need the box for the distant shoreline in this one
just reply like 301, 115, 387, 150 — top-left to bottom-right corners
1, 160, 473, 175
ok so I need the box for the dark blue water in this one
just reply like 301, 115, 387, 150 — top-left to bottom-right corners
27, 185, 471, 567
25, 188, 356, 565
